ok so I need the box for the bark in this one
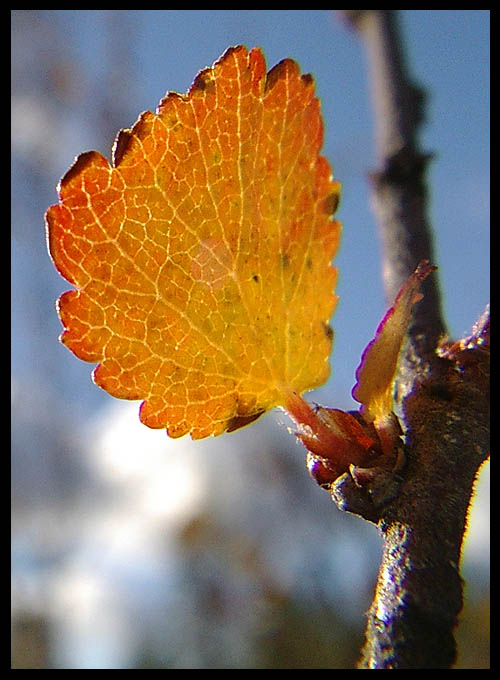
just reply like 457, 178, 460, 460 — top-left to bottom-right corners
337, 10, 490, 668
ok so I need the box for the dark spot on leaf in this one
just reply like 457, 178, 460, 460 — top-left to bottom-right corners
265, 59, 290, 92
112, 129, 134, 167
60, 151, 100, 186
280, 253, 290, 269
322, 321, 333, 341
323, 192, 340, 215
252, 274, 259, 283
301, 73, 314, 88
192, 71, 215, 94
226, 410, 265, 433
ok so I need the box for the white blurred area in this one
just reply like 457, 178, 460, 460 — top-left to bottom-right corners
12, 395, 383, 668
11, 387, 489, 668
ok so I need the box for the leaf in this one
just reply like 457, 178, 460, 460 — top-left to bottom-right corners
352, 260, 436, 450
46, 45, 341, 439
291, 262, 435, 487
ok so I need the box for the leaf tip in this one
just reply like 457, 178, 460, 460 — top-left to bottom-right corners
352, 260, 437, 450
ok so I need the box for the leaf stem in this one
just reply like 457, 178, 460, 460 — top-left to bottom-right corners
281, 390, 355, 470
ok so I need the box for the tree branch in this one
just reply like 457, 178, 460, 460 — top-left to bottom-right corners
338, 10, 490, 668
359, 306, 490, 668
342, 9, 445, 356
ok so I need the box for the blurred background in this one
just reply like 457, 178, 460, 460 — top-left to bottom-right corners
11, 10, 489, 669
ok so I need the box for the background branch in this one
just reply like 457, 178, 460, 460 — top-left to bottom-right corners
342, 10, 445, 357
339, 10, 490, 668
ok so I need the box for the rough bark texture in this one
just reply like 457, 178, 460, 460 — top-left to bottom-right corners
359, 311, 490, 668
337, 10, 490, 668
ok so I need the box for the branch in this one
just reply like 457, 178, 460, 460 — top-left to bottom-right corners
359, 306, 490, 668
337, 11, 490, 668
341, 9, 445, 356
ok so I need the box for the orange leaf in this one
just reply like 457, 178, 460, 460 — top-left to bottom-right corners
46, 46, 341, 439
